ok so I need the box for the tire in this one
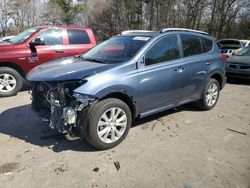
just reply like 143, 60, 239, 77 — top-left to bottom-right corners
196, 78, 220, 110
0, 67, 23, 97
83, 98, 132, 150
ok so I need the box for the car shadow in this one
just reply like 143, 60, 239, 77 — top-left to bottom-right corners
0, 104, 95, 152
132, 104, 198, 127
0, 103, 199, 152
20, 80, 31, 91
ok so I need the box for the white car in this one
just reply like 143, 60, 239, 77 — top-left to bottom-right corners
218, 39, 245, 57
0, 35, 15, 43
240, 40, 250, 48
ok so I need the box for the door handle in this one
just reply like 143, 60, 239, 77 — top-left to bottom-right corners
175, 67, 185, 73
55, 49, 64, 53
206, 61, 213, 65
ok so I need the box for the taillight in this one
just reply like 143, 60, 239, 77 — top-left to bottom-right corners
221, 53, 227, 61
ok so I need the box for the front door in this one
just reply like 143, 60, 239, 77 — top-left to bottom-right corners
138, 34, 186, 116
27, 28, 65, 71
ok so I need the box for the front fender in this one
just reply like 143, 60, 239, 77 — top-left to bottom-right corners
74, 83, 137, 100
73, 63, 138, 98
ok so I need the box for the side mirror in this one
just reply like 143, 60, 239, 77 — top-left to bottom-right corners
137, 56, 145, 69
29, 37, 45, 47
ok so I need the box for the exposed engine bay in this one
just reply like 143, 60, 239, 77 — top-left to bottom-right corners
31, 81, 96, 133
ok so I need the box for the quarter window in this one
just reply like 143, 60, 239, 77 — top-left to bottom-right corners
180, 34, 202, 57
202, 37, 213, 52
67, 29, 90, 44
145, 35, 180, 66
34, 29, 63, 45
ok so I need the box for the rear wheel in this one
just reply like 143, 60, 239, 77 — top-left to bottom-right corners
0, 67, 23, 97
83, 98, 132, 150
197, 78, 220, 110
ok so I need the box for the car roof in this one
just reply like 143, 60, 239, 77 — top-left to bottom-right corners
218, 39, 241, 42
160, 28, 208, 35
120, 29, 215, 40
34, 25, 93, 30
120, 32, 159, 37
240, 40, 250, 42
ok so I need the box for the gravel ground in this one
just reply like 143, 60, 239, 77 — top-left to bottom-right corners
0, 80, 250, 188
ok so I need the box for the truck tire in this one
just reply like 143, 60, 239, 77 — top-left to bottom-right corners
0, 67, 23, 97
84, 98, 132, 150
196, 78, 220, 110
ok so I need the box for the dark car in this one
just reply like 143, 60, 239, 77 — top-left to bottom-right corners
0, 26, 96, 97
27, 28, 226, 149
226, 46, 250, 79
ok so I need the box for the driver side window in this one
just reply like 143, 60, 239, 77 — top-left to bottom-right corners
145, 35, 180, 66
33, 29, 63, 45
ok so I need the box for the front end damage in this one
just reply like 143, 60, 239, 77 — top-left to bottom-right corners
31, 81, 96, 133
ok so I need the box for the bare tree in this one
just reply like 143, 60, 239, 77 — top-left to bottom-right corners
1, 0, 249, 39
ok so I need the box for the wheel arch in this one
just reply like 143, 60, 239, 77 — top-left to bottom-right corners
209, 72, 223, 90
101, 91, 138, 119
0, 62, 26, 78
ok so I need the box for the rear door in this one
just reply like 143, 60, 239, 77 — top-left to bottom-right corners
27, 28, 66, 71
178, 33, 210, 102
64, 29, 96, 56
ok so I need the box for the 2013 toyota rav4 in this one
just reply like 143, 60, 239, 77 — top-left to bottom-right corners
27, 28, 226, 150
0, 26, 96, 97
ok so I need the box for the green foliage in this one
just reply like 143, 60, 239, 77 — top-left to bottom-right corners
53, 0, 85, 25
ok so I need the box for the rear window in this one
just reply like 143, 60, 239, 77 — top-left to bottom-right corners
219, 40, 242, 49
201, 37, 213, 52
180, 34, 202, 57
67, 29, 90, 44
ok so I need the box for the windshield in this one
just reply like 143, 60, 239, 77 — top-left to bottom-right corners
83, 36, 151, 63
236, 46, 250, 56
9, 27, 42, 44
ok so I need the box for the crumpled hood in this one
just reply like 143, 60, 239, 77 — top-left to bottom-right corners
227, 56, 250, 64
27, 57, 114, 81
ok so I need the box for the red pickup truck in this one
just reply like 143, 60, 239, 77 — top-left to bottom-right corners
0, 26, 96, 97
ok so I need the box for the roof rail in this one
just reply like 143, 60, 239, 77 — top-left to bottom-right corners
160, 28, 208, 35
121, 30, 155, 35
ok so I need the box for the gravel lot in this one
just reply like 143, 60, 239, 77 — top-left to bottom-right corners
0, 80, 250, 188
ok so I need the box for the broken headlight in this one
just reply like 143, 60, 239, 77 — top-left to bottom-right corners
73, 93, 96, 111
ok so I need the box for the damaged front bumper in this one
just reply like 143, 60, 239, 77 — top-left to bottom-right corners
31, 81, 96, 133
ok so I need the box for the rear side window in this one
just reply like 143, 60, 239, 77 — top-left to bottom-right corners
67, 29, 90, 44
180, 34, 202, 57
145, 35, 180, 66
201, 37, 213, 52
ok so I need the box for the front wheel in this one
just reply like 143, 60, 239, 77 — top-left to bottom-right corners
84, 98, 132, 150
197, 78, 220, 110
0, 67, 23, 97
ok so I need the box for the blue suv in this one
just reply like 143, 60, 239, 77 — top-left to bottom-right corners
27, 28, 226, 149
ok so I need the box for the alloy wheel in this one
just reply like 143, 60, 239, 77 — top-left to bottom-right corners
206, 83, 218, 106
97, 107, 127, 144
0, 73, 17, 93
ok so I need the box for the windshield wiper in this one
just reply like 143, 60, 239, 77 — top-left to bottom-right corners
74, 55, 107, 64
74, 55, 85, 60
81, 57, 106, 64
